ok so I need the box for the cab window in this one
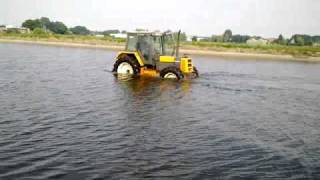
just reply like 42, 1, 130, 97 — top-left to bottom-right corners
126, 35, 138, 51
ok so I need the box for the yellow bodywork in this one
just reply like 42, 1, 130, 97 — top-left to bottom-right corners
117, 51, 144, 66
117, 51, 195, 76
140, 68, 159, 77
160, 56, 176, 63
180, 57, 194, 73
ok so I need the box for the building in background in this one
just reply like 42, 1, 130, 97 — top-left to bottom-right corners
186, 35, 210, 42
246, 37, 269, 46
0, 25, 6, 32
0, 25, 30, 33
110, 33, 127, 39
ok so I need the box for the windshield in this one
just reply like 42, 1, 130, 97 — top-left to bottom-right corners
163, 34, 176, 56
126, 35, 138, 51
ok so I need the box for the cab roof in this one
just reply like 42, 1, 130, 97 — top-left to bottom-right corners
126, 31, 173, 37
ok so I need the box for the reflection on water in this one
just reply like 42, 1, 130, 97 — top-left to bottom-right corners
0, 43, 320, 179
114, 74, 136, 81
115, 75, 193, 97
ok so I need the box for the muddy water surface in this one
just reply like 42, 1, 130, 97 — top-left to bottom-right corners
0, 43, 320, 179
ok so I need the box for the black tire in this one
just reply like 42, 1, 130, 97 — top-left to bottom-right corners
193, 66, 199, 78
160, 66, 184, 80
112, 55, 140, 75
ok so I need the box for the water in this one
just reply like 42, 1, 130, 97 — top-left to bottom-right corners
0, 43, 320, 179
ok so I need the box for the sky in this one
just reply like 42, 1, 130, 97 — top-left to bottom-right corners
0, 0, 319, 38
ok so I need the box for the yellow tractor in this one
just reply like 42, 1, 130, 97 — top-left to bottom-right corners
112, 31, 198, 80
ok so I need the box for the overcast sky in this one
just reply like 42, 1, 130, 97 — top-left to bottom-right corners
0, 0, 319, 37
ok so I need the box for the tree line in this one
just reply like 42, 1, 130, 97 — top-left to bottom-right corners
22, 17, 70, 34
193, 29, 320, 46
21, 17, 121, 36
18, 17, 320, 46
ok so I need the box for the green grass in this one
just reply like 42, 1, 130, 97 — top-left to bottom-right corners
182, 41, 320, 57
1, 32, 320, 58
0, 32, 126, 44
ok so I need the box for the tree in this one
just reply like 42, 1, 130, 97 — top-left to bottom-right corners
173, 32, 187, 42
40, 17, 50, 28
70, 26, 90, 35
102, 30, 120, 36
290, 34, 313, 46
211, 35, 223, 42
180, 32, 187, 42
32, 28, 47, 35
278, 34, 284, 42
22, 17, 68, 34
295, 36, 305, 46
231, 34, 251, 43
312, 36, 320, 44
48, 21, 68, 34
31, 28, 50, 38
277, 34, 287, 45
192, 36, 198, 42
22, 19, 42, 30
223, 29, 232, 42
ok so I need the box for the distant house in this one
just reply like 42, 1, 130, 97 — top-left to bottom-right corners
246, 38, 269, 45
186, 35, 193, 42
0, 25, 7, 32
288, 38, 296, 45
266, 38, 277, 43
95, 34, 104, 38
110, 33, 127, 39
8, 27, 30, 33
0, 25, 30, 33
197, 36, 210, 41
186, 35, 210, 42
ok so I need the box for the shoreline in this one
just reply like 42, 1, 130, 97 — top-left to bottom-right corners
1, 38, 320, 62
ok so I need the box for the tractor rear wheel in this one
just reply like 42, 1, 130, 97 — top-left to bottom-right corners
113, 55, 140, 75
160, 66, 184, 80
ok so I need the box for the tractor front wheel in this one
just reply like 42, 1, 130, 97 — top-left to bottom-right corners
160, 67, 184, 80
113, 55, 140, 75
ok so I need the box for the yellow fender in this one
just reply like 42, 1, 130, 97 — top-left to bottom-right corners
117, 51, 144, 66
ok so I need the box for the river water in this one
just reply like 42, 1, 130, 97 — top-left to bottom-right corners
0, 43, 320, 179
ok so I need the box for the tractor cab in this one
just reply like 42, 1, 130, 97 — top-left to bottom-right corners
113, 31, 198, 80
125, 32, 176, 67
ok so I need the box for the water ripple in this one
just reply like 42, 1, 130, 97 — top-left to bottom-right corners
0, 43, 320, 179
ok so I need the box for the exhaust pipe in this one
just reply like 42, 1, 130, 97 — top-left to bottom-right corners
176, 30, 181, 58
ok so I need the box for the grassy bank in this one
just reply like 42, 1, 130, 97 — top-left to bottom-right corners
0, 32, 125, 46
1, 32, 320, 61
182, 41, 320, 58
